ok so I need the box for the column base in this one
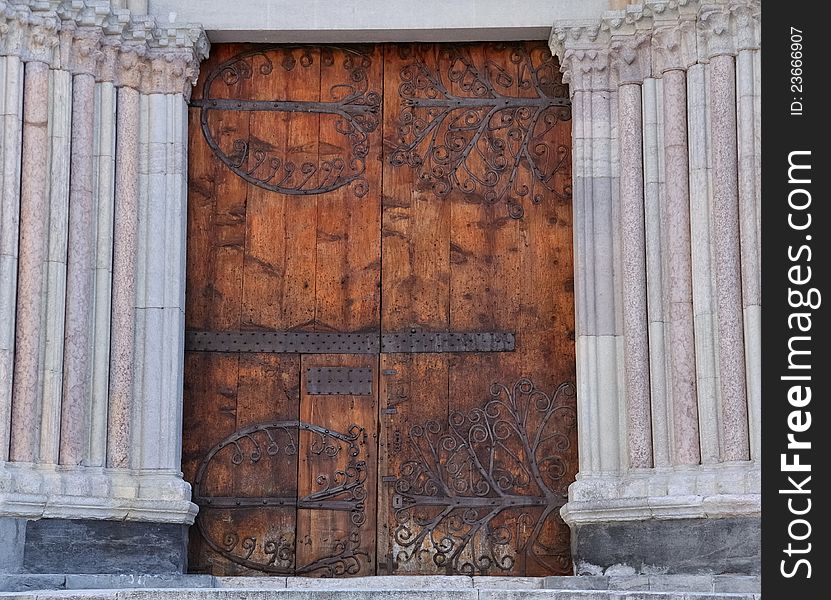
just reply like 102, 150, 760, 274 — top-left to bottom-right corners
0, 517, 189, 574
561, 463, 761, 575
570, 515, 760, 576
0, 462, 197, 574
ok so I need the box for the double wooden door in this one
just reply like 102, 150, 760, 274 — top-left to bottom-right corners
183, 42, 576, 578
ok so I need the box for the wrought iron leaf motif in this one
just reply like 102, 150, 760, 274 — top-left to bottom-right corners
194, 46, 380, 198
389, 44, 572, 219
193, 420, 368, 575
391, 378, 577, 574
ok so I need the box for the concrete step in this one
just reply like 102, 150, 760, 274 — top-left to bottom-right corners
0, 575, 761, 599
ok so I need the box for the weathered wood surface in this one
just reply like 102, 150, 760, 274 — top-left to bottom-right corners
184, 42, 574, 578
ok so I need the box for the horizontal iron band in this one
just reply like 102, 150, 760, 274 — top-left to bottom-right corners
185, 330, 515, 354
185, 331, 379, 354
195, 496, 360, 511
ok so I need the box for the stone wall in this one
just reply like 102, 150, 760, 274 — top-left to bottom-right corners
0, 0, 206, 573
549, 0, 761, 575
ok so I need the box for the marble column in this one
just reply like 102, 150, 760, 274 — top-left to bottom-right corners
641, 75, 671, 468
89, 46, 119, 467
0, 54, 24, 462
10, 59, 51, 463
60, 49, 99, 465
733, 2, 761, 461
561, 45, 623, 475
654, 23, 700, 466
107, 53, 142, 470
709, 52, 749, 462
39, 64, 72, 465
686, 61, 721, 464
614, 36, 653, 469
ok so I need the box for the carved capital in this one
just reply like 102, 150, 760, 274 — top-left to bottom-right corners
97, 37, 120, 82
729, 0, 760, 52
70, 26, 104, 75
610, 33, 652, 85
652, 20, 697, 72
561, 48, 611, 93
21, 13, 61, 63
115, 44, 147, 89
697, 4, 736, 59
549, 22, 608, 63
145, 51, 191, 94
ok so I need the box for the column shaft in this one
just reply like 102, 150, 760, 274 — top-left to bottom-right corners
10, 61, 50, 462
107, 85, 139, 468
60, 72, 97, 465
662, 68, 700, 465
0, 55, 24, 461
641, 77, 671, 468
618, 82, 652, 469
710, 54, 749, 461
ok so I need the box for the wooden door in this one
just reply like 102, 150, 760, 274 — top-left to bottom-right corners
183, 42, 575, 578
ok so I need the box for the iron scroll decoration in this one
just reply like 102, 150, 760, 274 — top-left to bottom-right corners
389, 44, 572, 220
193, 420, 369, 576
192, 46, 381, 198
192, 44, 571, 219
390, 378, 577, 574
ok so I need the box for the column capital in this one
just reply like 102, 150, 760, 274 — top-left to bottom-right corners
114, 43, 146, 89
730, 0, 761, 52
652, 20, 697, 73
697, 3, 736, 60
611, 33, 652, 85
560, 47, 611, 94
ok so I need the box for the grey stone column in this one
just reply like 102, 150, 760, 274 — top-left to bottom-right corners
613, 35, 653, 469
0, 52, 24, 462
559, 43, 624, 476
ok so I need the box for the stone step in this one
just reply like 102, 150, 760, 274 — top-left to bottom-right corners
0, 575, 761, 599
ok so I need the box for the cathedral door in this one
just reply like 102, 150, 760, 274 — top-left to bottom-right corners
183, 42, 576, 577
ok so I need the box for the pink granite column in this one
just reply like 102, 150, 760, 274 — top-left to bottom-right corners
59, 71, 97, 465
663, 68, 700, 466
710, 54, 749, 461
107, 82, 140, 469
10, 60, 50, 462
619, 82, 652, 469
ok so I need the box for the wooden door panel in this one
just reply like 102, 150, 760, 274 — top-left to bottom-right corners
184, 41, 573, 578
377, 42, 576, 576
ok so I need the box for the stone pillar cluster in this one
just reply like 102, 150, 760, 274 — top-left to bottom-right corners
550, 0, 760, 575
0, 0, 207, 546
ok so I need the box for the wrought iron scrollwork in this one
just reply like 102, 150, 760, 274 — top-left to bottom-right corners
389, 44, 572, 219
192, 46, 380, 198
390, 378, 577, 574
193, 420, 368, 575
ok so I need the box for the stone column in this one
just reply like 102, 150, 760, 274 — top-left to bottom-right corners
700, 5, 750, 462
60, 28, 103, 466
612, 35, 653, 469
10, 27, 57, 463
559, 42, 624, 477
107, 47, 143, 470
0, 48, 24, 463
653, 21, 700, 466
732, 1, 761, 461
